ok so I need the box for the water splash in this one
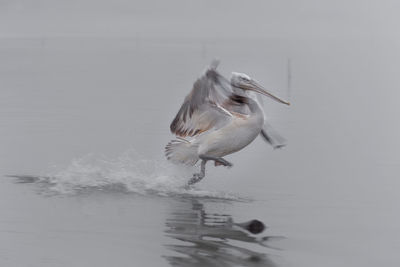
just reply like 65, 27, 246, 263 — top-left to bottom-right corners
13, 150, 243, 200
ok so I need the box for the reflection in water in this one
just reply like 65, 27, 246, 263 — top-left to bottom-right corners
164, 199, 280, 267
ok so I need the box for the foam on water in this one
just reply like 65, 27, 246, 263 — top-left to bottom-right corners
26, 150, 243, 200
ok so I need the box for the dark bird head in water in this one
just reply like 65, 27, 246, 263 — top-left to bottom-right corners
236, 219, 266, 234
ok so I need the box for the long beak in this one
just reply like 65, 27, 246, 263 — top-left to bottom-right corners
247, 80, 290, 105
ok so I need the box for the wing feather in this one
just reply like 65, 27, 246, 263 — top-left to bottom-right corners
170, 67, 234, 137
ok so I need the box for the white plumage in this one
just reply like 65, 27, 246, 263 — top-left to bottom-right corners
166, 60, 289, 184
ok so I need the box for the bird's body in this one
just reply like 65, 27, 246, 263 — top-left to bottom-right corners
165, 60, 289, 184
195, 98, 264, 158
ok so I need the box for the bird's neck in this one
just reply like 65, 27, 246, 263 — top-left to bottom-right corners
229, 87, 263, 117
246, 97, 262, 115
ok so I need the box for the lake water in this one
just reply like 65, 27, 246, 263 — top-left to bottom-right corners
1, 17, 400, 267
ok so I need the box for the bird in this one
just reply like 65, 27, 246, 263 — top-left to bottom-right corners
165, 60, 289, 185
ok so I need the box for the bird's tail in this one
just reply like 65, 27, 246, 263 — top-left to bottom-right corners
165, 138, 199, 166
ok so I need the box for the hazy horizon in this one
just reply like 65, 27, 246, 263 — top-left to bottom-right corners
1, 1, 400, 267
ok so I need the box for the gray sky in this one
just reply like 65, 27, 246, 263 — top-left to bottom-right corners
1, 0, 399, 40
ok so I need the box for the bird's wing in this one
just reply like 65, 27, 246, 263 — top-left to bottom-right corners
260, 122, 287, 149
251, 93, 287, 148
170, 65, 238, 138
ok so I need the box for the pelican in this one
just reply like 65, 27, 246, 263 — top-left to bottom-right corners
165, 60, 289, 185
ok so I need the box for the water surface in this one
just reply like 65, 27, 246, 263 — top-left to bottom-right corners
1, 6, 400, 265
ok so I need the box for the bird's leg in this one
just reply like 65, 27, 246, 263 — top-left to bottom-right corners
188, 159, 207, 185
187, 155, 233, 186
199, 154, 233, 167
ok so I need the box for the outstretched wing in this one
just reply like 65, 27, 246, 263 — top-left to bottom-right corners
170, 64, 236, 138
260, 122, 287, 149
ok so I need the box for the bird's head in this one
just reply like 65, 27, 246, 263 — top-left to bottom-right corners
230, 72, 290, 105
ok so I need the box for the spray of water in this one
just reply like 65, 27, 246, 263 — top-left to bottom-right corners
24, 150, 242, 200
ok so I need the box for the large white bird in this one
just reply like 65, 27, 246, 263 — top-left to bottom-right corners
165, 61, 289, 184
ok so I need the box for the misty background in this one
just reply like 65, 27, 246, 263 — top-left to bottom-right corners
0, 1, 399, 267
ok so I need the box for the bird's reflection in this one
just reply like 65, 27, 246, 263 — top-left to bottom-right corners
164, 199, 280, 267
